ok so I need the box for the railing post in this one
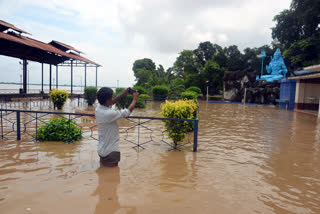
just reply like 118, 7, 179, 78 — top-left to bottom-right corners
68, 114, 71, 143
318, 96, 320, 118
193, 120, 198, 152
35, 112, 38, 141
137, 118, 140, 147
1, 110, 3, 139
16, 111, 21, 140
78, 95, 80, 107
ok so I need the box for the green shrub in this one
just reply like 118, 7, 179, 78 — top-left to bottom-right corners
36, 117, 82, 143
115, 87, 125, 94
139, 94, 150, 100
49, 89, 68, 110
113, 89, 131, 109
135, 99, 146, 108
181, 91, 198, 101
113, 90, 146, 109
160, 100, 197, 148
152, 85, 169, 101
133, 86, 147, 95
186, 86, 201, 95
84, 86, 97, 106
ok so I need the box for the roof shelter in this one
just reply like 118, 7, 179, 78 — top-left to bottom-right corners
289, 64, 320, 116
0, 20, 101, 94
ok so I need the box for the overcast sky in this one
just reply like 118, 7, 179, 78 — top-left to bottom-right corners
0, 0, 291, 87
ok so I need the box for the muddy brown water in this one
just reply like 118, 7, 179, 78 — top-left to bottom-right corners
0, 100, 320, 214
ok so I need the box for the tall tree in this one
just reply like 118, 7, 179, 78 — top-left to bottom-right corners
201, 60, 224, 95
132, 58, 156, 76
132, 58, 156, 87
272, 0, 320, 68
194, 41, 216, 66
224, 45, 245, 71
272, 9, 302, 49
172, 50, 202, 79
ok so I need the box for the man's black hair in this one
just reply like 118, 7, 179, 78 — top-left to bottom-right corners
97, 87, 113, 105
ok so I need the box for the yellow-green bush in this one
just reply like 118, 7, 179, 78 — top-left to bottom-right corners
160, 100, 197, 148
49, 89, 69, 110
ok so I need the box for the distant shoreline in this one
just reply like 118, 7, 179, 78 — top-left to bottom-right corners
0, 82, 109, 88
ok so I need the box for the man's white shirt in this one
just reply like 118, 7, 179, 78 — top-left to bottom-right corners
95, 104, 131, 157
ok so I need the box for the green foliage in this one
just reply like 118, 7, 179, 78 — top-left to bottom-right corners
224, 45, 245, 71
113, 88, 131, 109
135, 99, 146, 108
172, 50, 201, 79
36, 117, 82, 143
139, 94, 150, 100
113, 88, 146, 109
272, 0, 320, 69
283, 34, 320, 67
84, 86, 97, 106
152, 85, 169, 101
49, 89, 68, 110
181, 91, 198, 101
186, 86, 201, 95
169, 79, 185, 95
135, 68, 153, 87
160, 100, 197, 147
133, 86, 148, 95
115, 87, 125, 94
194, 41, 216, 66
201, 60, 224, 95
132, 58, 156, 76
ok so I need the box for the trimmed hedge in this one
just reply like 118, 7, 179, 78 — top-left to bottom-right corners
152, 85, 169, 101
139, 94, 150, 101
84, 86, 97, 106
186, 86, 201, 95
181, 91, 198, 100
113, 88, 146, 109
133, 86, 148, 95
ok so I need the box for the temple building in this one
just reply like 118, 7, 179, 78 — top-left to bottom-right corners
289, 64, 320, 116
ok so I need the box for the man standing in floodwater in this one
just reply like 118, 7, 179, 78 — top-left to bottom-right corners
95, 87, 139, 167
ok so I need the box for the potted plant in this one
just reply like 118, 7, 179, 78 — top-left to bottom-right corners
84, 86, 98, 106
49, 89, 68, 110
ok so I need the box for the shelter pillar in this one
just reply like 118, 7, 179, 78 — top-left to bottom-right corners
49, 64, 52, 92
84, 63, 87, 89
41, 63, 44, 93
71, 60, 73, 95
56, 65, 58, 88
95, 66, 98, 88
22, 59, 27, 94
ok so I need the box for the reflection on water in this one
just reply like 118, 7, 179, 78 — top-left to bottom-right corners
1, 100, 320, 213
93, 167, 121, 214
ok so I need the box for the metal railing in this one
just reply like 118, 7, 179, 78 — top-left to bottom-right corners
0, 109, 199, 152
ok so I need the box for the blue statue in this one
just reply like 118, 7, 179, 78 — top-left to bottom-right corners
256, 48, 287, 82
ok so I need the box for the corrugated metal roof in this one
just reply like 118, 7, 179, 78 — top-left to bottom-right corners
289, 72, 320, 80
0, 20, 31, 35
49, 40, 83, 54
0, 31, 100, 66
303, 64, 320, 71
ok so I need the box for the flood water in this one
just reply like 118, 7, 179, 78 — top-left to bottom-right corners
1, 100, 320, 214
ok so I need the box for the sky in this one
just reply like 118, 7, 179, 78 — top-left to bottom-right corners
0, 0, 291, 87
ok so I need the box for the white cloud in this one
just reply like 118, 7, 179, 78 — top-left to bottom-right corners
0, 0, 291, 87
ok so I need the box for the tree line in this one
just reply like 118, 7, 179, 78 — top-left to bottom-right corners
132, 0, 320, 96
